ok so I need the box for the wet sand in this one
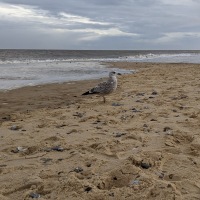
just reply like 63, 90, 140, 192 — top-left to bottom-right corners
1, 62, 200, 200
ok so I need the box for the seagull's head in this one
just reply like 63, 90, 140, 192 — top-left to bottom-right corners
109, 71, 117, 78
109, 71, 121, 77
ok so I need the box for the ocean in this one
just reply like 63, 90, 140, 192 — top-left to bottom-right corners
0, 50, 200, 91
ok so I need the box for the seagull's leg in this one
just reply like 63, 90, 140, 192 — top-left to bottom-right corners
103, 96, 106, 103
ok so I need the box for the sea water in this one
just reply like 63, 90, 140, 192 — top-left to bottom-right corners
0, 50, 200, 90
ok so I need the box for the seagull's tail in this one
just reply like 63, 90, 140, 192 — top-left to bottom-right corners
82, 91, 91, 95
82, 89, 99, 95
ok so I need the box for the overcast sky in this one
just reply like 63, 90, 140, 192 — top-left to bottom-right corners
0, 0, 200, 50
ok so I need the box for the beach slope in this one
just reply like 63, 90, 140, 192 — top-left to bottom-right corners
0, 63, 200, 200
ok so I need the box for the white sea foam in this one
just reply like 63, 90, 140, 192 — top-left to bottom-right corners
1, 52, 200, 64
120, 53, 200, 62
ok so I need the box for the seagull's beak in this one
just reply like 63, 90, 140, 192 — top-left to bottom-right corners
117, 73, 122, 75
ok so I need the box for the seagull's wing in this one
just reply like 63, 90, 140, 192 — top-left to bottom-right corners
93, 81, 110, 93
82, 81, 109, 95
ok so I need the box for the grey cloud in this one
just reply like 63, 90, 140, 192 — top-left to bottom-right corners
0, 0, 200, 49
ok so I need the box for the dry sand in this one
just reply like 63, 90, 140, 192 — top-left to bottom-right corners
1, 62, 200, 200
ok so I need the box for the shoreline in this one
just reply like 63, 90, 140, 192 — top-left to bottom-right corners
1, 62, 200, 199
0, 61, 139, 123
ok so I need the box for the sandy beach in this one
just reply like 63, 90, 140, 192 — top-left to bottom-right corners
1, 62, 200, 200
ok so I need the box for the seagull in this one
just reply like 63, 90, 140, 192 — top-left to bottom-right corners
82, 71, 118, 103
